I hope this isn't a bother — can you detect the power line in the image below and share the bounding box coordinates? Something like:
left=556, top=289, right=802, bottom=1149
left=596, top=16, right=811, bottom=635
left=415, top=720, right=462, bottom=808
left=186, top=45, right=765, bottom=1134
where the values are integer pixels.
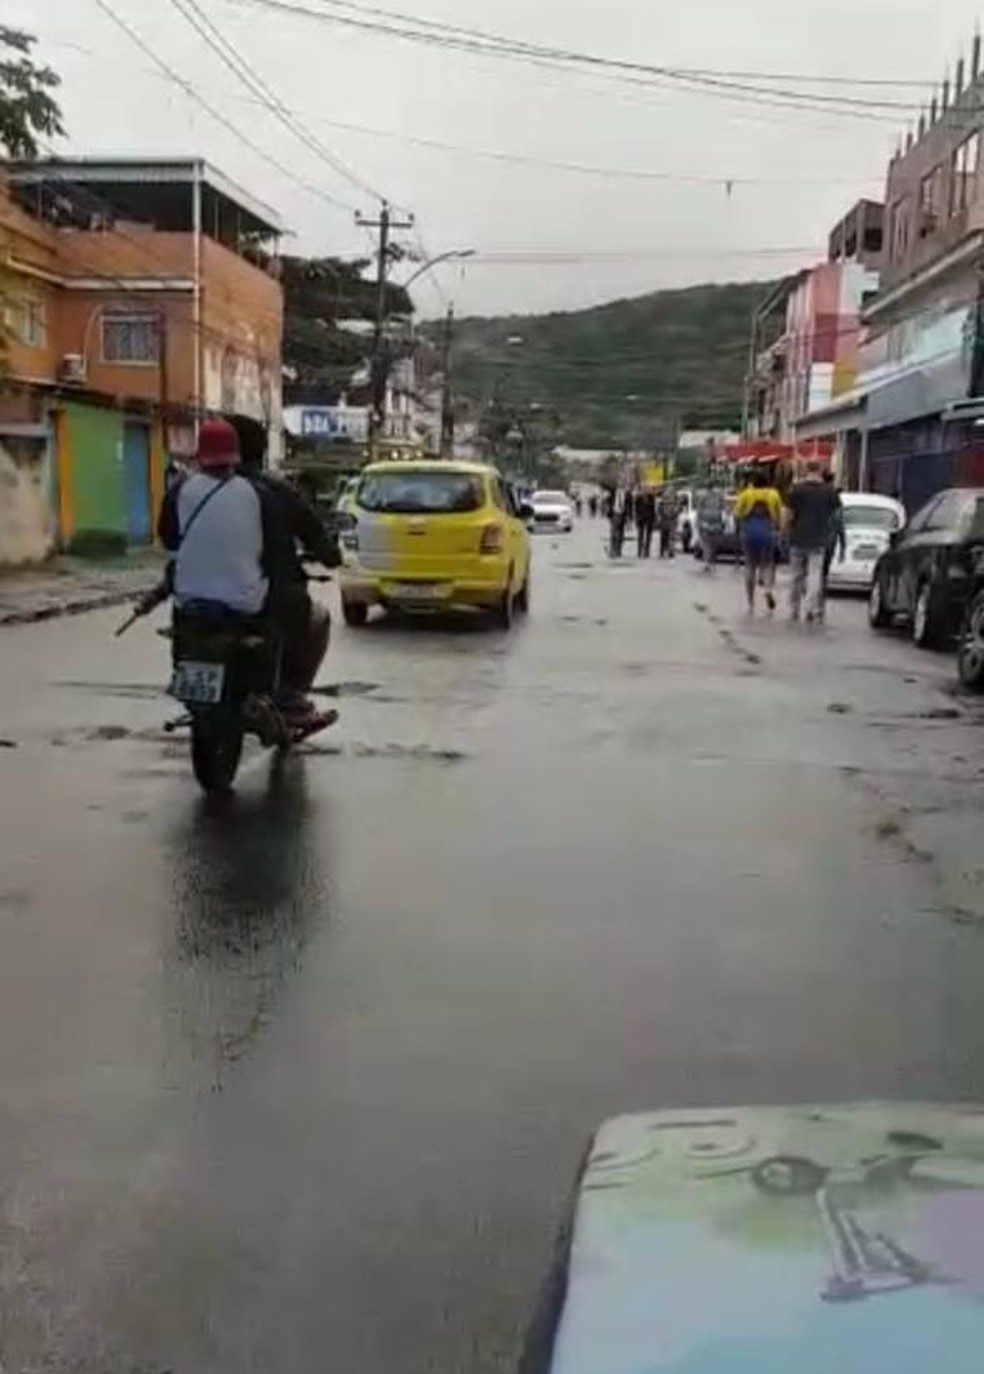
left=30, top=35, right=889, bottom=188
left=164, top=0, right=387, bottom=206
left=453, top=246, right=826, bottom=263
left=218, top=0, right=912, bottom=124
left=90, top=0, right=360, bottom=214
left=313, top=0, right=938, bottom=93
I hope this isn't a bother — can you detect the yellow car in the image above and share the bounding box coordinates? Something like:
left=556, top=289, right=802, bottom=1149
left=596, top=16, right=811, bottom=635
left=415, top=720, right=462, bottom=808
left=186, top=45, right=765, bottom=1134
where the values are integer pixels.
left=339, top=461, right=532, bottom=627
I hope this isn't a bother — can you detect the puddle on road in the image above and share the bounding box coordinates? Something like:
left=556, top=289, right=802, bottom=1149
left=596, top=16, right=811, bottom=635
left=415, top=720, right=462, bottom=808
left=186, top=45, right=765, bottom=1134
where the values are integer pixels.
left=299, top=741, right=469, bottom=764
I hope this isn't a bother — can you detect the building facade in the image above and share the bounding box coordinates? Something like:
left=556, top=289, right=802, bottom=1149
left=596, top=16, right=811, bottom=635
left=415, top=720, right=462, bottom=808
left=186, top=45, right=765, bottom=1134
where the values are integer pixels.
left=746, top=218, right=881, bottom=453
left=0, top=158, right=283, bottom=563
left=798, top=39, right=984, bottom=509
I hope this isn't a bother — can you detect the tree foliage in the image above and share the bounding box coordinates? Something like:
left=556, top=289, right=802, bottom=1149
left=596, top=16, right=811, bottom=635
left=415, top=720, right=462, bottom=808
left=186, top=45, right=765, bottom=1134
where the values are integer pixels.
left=0, top=27, right=64, bottom=159
left=281, top=254, right=413, bottom=403
left=437, top=279, right=777, bottom=450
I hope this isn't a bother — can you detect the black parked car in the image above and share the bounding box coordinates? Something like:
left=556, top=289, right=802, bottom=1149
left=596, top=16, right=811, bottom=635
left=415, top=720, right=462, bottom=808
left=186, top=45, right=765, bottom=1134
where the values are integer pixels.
left=957, top=561, right=984, bottom=689
left=868, top=487, right=984, bottom=648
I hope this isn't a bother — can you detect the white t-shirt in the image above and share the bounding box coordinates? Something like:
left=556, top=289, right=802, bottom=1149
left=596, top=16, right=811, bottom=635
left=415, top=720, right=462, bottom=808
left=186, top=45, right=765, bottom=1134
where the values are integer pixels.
left=173, top=473, right=268, bottom=614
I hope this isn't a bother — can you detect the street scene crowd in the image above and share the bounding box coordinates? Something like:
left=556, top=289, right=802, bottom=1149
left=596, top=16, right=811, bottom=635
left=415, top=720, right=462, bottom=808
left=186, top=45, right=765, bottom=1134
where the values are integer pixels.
left=600, top=463, right=846, bottom=622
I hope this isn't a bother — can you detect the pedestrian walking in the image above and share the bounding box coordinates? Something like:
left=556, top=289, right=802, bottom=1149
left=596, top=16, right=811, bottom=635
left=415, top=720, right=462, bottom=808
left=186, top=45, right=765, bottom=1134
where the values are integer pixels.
left=588, top=493, right=599, bottom=518
left=821, top=471, right=847, bottom=589
left=657, top=490, right=678, bottom=558
left=635, top=487, right=656, bottom=558
left=696, top=485, right=728, bottom=571
left=733, top=470, right=783, bottom=613
left=608, top=485, right=630, bottom=558
left=787, top=460, right=841, bottom=623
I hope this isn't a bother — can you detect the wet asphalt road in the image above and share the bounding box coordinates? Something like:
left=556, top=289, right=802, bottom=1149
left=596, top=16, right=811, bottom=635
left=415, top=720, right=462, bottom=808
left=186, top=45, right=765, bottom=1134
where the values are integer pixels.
left=2, top=524, right=984, bottom=1373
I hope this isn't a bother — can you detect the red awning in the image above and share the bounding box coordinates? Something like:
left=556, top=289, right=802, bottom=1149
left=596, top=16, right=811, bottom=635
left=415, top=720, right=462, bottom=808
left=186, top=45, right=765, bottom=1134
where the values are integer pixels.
left=719, top=439, right=833, bottom=465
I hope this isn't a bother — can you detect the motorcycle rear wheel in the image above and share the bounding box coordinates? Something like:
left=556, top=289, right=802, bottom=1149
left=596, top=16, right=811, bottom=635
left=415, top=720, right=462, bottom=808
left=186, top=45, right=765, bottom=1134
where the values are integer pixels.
left=190, top=711, right=244, bottom=793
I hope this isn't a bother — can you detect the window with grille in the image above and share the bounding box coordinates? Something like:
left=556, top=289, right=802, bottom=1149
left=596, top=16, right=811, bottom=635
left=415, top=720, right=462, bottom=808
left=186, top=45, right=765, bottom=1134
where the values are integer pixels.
left=4, top=296, right=46, bottom=348
left=101, top=312, right=160, bottom=364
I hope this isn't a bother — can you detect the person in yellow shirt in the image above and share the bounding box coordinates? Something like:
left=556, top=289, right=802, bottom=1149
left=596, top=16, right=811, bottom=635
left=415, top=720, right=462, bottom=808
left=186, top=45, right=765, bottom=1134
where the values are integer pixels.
left=733, top=470, right=784, bottom=613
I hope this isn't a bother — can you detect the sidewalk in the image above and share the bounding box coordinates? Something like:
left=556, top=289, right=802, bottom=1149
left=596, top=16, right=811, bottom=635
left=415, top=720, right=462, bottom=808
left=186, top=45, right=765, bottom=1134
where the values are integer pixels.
left=0, top=554, right=163, bottom=627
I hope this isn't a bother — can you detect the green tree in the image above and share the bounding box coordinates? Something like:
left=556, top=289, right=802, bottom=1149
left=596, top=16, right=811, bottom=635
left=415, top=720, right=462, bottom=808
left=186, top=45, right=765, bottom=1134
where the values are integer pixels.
left=281, top=255, right=413, bottom=400
left=1, top=29, right=64, bottom=372
left=0, top=27, right=64, bottom=159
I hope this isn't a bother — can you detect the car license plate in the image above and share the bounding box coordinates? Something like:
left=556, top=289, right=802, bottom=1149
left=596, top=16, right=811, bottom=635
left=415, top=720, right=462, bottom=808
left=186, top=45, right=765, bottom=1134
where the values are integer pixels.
left=391, top=582, right=449, bottom=601
left=171, top=660, right=225, bottom=703
left=853, top=543, right=879, bottom=559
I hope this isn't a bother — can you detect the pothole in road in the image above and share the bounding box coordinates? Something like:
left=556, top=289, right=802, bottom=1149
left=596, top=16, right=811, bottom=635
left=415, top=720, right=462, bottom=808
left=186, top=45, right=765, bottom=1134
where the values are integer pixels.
left=312, top=680, right=380, bottom=698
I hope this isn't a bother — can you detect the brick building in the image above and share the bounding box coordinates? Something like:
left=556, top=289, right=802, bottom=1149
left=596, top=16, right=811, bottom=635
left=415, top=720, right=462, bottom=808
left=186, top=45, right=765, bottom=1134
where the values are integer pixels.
left=0, top=158, right=283, bottom=562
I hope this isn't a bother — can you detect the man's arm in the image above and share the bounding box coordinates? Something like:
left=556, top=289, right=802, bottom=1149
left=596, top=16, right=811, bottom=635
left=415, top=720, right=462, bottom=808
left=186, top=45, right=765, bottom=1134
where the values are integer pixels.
left=271, top=474, right=342, bottom=569
left=157, top=483, right=181, bottom=552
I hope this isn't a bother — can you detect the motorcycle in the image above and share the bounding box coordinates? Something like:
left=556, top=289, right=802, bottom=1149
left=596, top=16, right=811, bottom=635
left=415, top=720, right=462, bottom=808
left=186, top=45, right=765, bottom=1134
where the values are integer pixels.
left=117, top=576, right=337, bottom=793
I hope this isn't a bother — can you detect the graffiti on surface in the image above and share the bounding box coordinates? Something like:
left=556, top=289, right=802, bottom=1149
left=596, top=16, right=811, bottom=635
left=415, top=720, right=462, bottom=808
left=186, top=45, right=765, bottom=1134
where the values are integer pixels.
left=203, top=339, right=280, bottom=427
left=0, top=439, right=52, bottom=565
left=550, top=1104, right=984, bottom=1374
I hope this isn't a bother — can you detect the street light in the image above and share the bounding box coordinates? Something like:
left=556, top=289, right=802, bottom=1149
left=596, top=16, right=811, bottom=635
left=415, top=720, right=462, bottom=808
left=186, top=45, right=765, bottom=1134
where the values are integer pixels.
left=402, top=248, right=475, bottom=291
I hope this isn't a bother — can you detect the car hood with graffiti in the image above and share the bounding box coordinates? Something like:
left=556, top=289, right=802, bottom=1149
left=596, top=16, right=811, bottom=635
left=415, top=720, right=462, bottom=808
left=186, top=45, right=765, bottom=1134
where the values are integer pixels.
left=543, top=1103, right=984, bottom=1374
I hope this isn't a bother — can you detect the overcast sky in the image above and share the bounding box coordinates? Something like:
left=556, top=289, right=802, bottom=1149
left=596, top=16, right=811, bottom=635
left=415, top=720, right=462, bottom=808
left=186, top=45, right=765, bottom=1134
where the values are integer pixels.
left=18, top=0, right=984, bottom=317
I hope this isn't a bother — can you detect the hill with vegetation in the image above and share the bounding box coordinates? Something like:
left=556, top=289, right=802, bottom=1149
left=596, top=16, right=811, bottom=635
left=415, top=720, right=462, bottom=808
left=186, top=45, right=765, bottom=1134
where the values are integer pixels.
left=441, top=279, right=777, bottom=452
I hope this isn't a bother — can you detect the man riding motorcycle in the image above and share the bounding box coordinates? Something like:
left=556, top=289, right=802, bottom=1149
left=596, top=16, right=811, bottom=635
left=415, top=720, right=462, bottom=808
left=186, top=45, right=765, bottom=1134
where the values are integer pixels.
left=157, top=417, right=340, bottom=717
left=236, top=426, right=342, bottom=715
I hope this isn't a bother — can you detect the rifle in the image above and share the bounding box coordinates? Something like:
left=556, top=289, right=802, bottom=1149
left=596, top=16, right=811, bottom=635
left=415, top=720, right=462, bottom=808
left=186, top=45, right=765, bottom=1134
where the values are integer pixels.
left=114, top=576, right=171, bottom=637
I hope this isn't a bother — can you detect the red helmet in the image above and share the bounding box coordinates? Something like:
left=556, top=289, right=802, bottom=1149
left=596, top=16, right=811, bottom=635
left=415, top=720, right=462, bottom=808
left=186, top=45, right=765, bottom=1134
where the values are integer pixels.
left=196, top=417, right=240, bottom=469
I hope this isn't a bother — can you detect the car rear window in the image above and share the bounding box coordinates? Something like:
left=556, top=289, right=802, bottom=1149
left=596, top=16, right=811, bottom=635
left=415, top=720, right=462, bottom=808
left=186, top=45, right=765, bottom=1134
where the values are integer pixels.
left=358, top=470, right=485, bottom=514
left=843, top=505, right=900, bottom=531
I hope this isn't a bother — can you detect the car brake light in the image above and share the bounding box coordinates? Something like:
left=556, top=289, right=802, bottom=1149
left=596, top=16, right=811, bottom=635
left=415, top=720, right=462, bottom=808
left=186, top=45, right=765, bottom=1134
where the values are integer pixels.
left=480, top=523, right=504, bottom=554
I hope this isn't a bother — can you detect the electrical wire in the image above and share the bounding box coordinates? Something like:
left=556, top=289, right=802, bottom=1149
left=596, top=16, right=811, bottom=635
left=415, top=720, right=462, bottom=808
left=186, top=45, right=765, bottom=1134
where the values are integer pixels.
left=36, top=21, right=939, bottom=90
left=39, top=28, right=915, bottom=144
left=218, top=0, right=914, bottom=124
left=90, top=0, right=361, bottom=214
left=164, top=0, right=386, bottom=208
left=29, top=34, right=889, bottom=188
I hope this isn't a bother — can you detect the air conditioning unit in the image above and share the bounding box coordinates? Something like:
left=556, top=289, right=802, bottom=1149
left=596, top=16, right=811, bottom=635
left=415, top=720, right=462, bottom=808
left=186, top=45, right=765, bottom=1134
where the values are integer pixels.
left=58, top=353, right=87, bottom=384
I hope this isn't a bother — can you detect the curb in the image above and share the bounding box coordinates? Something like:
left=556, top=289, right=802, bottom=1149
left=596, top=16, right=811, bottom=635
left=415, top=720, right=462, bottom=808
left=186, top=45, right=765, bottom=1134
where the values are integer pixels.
left=0, top=589, right=138, bottom=628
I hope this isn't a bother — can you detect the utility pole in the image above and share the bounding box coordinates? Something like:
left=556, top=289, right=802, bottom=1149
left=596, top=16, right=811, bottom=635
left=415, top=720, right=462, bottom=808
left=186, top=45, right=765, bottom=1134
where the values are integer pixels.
left=356, top=201, right=414, bottom=461
left=439, top=303, right=455, bottom=457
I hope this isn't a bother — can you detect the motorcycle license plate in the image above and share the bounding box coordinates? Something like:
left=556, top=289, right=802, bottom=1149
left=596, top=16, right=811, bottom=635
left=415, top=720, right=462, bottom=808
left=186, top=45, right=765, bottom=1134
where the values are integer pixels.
left=171, top=660, right=225, bottom=704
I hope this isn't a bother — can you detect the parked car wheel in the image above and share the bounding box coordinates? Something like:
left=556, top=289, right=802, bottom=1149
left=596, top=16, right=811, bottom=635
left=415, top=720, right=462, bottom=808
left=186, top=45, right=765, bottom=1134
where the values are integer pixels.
left=958, top=590, right=984, bottom=691
left=342, top=598, right=369, bottom=628
left=868, top=574, right=891, bottom=629
left=912, top=579, right=945, bottom=649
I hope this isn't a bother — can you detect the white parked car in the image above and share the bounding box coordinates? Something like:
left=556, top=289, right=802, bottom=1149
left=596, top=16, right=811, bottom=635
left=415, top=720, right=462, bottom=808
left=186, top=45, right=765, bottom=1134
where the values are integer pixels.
left=530, top=489, right=574, bottom=533
left=827, top=492, right=906, bottom=591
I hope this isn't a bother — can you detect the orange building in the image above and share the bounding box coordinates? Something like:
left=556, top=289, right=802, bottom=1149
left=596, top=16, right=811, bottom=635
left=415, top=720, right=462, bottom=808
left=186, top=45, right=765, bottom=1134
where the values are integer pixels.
left=0, top=158, right=283, bottom=561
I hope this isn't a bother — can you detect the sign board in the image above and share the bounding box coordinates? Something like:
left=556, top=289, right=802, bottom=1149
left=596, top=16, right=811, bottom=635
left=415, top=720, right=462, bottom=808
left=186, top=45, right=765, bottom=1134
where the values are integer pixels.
left=289, top=406, right=369, bottom=443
